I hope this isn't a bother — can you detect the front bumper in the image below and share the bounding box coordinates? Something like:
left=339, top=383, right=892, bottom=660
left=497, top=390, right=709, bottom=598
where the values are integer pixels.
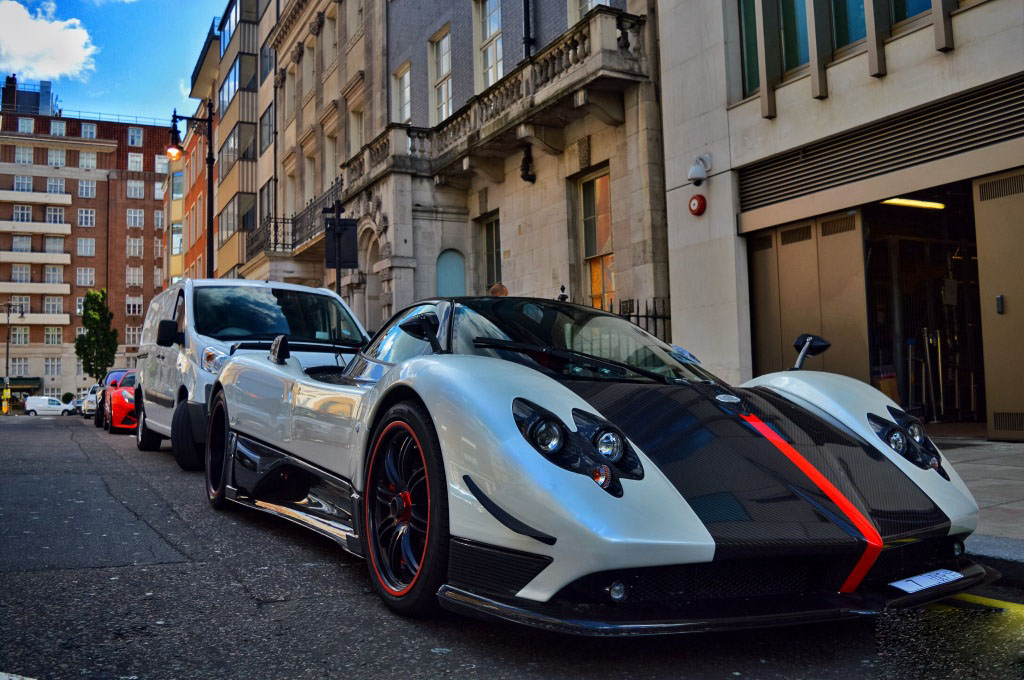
left=436, top=560, right=999, bottom=637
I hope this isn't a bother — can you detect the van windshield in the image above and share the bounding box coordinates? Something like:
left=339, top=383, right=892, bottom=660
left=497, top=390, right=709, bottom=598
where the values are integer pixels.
left=193, top=286, right=363, bottom=344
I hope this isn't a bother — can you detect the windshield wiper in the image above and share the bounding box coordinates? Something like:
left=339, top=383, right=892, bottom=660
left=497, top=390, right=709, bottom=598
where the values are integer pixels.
left=472, top=337, right=671, bottom=384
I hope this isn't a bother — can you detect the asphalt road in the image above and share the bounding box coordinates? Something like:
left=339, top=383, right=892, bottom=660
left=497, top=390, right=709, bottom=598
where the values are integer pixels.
left=2, top=416, right=1023, bottom=680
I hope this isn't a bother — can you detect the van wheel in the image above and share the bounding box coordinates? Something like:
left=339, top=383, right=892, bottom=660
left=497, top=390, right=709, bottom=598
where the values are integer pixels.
left=171, top=400, right=204, bottom=471
left=136, top=404, right=162, bottom=451
left=93, top=405, right=103, bottom=428
left=205, top=391, right=233, bottom=510
left=26, top=410, right=36, bottom=416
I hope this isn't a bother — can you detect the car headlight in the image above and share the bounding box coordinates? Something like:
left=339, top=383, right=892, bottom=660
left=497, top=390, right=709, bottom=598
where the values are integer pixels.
left=201, top=346, right=229, bottom=374
left=867, top=410, right=946, bottom=478
left=512, top=398, right=643, bottom=497
left=120, top=389, right=134, bottom=403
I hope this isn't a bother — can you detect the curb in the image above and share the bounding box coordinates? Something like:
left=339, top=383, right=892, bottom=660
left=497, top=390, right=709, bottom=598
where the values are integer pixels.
left=966, top=534, right=1024, bottom=588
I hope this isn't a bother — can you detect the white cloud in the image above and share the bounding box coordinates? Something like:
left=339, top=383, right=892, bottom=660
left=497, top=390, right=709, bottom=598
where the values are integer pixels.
left=0, top=1, right=98, bottom=81
left=177, top=78, right=190, bottom=103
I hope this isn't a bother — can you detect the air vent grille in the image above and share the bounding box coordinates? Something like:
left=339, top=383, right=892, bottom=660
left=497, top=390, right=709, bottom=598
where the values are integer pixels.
left=750, top=234, right=774, bottom=251
left=993, top=412, right=1024, bottom=432
left=821, top=215, right=855, bottom=236
left=738, top=74, right=1024, bottom=211
left=979, top=174, right=1024, bottom=201
left=780, top=225, right=812, bottom=245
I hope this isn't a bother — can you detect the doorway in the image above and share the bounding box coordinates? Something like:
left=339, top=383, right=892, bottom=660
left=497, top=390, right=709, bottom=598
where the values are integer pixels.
left=863, top=180, right=985, bottom=424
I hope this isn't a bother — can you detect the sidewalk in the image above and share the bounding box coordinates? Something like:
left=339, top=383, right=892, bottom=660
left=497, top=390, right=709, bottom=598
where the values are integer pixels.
left=935, top=436, right=1024, bottom=581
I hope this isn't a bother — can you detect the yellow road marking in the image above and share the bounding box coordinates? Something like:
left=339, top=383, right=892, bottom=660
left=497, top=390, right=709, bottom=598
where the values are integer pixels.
left=949, top=593, right=1024, bottom=613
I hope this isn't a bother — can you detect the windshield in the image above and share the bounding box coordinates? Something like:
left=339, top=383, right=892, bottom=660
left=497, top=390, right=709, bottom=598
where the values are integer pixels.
left=453, top=299, right=718, bottom=383
left=193, top=286, right=362, bottom=343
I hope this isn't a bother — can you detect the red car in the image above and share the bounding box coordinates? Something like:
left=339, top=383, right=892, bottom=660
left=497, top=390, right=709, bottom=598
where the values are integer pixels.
left=103, top=370, right=137, bottom=433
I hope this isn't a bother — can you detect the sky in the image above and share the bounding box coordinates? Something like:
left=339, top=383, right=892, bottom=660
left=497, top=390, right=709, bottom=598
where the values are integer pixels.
left=0, top=0, right=220, bottom=124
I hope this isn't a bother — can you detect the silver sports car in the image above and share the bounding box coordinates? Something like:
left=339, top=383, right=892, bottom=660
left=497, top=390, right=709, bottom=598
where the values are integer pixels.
left=205, top=296, right=996, bottom=635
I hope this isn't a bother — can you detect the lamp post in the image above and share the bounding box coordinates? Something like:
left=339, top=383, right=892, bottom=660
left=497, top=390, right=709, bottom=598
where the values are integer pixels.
left=167, top=100, right=215, bottom=279
left=3, top=301, right=26, bottom=396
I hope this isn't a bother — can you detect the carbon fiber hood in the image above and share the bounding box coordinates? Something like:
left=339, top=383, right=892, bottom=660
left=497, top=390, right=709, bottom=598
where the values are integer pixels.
left=562, top=379, right=951, bottom=560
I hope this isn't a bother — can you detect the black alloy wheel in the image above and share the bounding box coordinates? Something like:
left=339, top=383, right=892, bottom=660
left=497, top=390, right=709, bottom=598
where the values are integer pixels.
left=364, top=402, right=449, bottom=616
left=205, top=391, right=232, bottom=510
left=93, top=401, right=103, bottom=427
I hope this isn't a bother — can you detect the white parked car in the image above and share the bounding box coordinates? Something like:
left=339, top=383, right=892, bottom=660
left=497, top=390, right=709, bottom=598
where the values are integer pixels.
left=135, top=279, right=367, bottom=470
left=82, top=384, right=100, bottom=418
left=24, top=396, right=72, bottom=416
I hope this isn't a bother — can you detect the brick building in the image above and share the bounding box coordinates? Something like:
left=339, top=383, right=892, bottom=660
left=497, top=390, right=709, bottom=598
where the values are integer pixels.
left=1, top=76, right=167, bottom=399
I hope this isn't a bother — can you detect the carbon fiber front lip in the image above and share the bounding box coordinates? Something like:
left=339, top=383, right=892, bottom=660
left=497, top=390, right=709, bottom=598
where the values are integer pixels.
left=435, top=562, right=999, bottom=637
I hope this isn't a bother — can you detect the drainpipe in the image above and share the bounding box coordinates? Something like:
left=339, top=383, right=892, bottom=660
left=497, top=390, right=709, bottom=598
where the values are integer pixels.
left=523, top=0, right=534, bottom=58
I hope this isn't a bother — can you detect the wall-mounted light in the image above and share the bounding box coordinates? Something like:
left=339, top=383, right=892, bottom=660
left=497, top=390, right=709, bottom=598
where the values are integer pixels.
left=881, top=197, right=945, bottom=210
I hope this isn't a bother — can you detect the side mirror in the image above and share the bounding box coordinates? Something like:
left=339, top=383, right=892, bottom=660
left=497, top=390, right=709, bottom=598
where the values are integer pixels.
left=270, top=334, right=290, bottom=365
left=156, top=319, right=183, bottom=347
left=399, top=313, right=443, bottom=353
left=791, top=333, right=831, bottom=370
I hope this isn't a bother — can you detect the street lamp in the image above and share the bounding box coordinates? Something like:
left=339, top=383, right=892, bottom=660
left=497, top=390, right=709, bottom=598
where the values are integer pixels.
left=167, top=100, right=215, bottom=278
left=3, top=301, right=26, bottom=394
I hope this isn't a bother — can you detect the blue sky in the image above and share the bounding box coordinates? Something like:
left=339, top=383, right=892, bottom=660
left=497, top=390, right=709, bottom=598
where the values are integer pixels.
left=0, top=0, right=218, bottom=124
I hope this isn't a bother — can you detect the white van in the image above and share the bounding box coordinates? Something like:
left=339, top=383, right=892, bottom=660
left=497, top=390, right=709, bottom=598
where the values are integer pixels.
left=25, top=396, right=72, bottom=416
left=135, top=279, right=367, bottom=470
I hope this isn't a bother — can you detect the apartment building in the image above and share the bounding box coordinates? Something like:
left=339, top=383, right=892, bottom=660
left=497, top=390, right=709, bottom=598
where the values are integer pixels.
left=252, top=0, right=667, bottom=335
left=161, top=156, right=184, bottom=288
left=659, top=0, right=1023, bottom=439
left=1, top=76, right=167, bottom=398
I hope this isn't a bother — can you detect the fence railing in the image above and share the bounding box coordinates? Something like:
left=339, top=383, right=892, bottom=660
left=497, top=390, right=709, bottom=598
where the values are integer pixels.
left=571, top=296, right=672, bottom=344
left=291, top=177, right=345, bottom=249
left=246, top=217, right=293, bottom=259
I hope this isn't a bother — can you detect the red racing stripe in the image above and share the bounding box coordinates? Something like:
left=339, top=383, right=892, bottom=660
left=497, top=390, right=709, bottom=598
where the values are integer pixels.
left=741, top=413, right=883, bottom=593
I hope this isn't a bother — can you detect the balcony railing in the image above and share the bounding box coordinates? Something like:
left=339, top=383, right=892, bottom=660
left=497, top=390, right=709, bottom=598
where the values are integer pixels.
left=246, top=217, right=293, bottom=260
left=192, top=17, right=221, bottom=90
left=291, top=177, right=344, bottom=250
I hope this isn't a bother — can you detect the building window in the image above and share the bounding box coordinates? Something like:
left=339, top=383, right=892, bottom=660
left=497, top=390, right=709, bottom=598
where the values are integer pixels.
left=154, top=238, right=164, bottom=259
left=76, top=297, right=84, bottom=315
left=79, top=151, right=97, bottom=170
left=43, top=388, right=61, bottom=399
left=483, top=217, right=501, bottom=288
left=76, top=267, right=95, bottom=286
left=218, top=123, right=257, bottom=182
left=78, top=209, right=96, bottom=227
left=171, top=171, right=183, bottom=199
left=155, top=155, right=169, bottom=174
left=44, top=358, right=62, bottom=376
left=221, top=0, right=239, bottom=56
left=126, top=267, right=143, bottom=287
left=127, top=209, right=145, bottom=228
left=13, top=205, right=32, bottom=222
left=77, top=238, right=95, bottom=256
left=154, top=210, right=164, bottom=230
left=779, top=0, right=810, bottom=72
left=47, top=148, right=65, bottom=168
left=260, top=35, right=276, bottom=83
left=18, top=117, right=34, bottom=133
left=259, top=103, right=274, bottom=154
left=151, top=180, right=163, bottom=201
left=830, top=0, right=866, bottom=49
left=46, top=177, right=64, bottom=194
left=154, top=268, right=163, bottom=288
left=127, top=153, right=143, bottom=172
left=395, top=65, right=412, bottom=124
left=218, top=54, right=256, bottom=113
left=580, top=172, right=614, bottom=310
left=11, top=235, right=31, bottom=252
left=302, top=41, right=315, bottom=96
left=45, top=207, right=64, bottom=224
left=125, top=325, right=142, bottom=346
left=76, top=326, right=86, bottom=338
left=171, top=223, right=182, bottom=255
left=45, top=236, right=63, bottom=254
left=126, top=237, right=144, bottom=258
left=324, top=13, right=338, bottom=67
left=126, top=296, right=143, bottom=316
left=50, top=120, right=66, bottom=136
left=432, top=31, right=453, bottom=123
left=10, top=327, right=30, bottom=346
left=739, top=0, right=759, bottom=94
left=44, top=327, right=62, bottom=345
left=258, top=179, right=274, bottom=225
left=13, top=175, right=32, bottom=192
left=15, top=146, right=33, bottom=164
left=81, top=123, right=97, bottom=139
left=78, top=179, right=96, bottom=198
left=126, top=180, right=145, bottom=199
left=128, top=127, right=143, bottom=146
left=44, top=265, right=63, bottom=283
left=347, top=109, right=363, bottom=157
left=346, top=0, right=363, bottom=37
left=10, top=357, right=29, bottom=375
left=44, top=296, right=63, bottom=314
left=479, top=0, right=503, bottom=89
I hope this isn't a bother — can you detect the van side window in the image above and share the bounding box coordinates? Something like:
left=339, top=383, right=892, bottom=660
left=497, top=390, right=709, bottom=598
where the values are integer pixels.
left=174, top=294, right=186, bottom=333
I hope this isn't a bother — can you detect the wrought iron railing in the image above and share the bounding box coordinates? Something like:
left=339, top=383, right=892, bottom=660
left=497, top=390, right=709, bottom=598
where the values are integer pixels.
left=570, top=294, right=672, bottom=344
left=245, top=217, right=292, bottom=260
left=291, top=177, right=344, bottom=249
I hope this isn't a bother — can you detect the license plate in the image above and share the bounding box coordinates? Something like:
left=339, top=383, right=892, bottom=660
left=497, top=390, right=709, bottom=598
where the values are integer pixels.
left=888, top=569, right=964, bottom=594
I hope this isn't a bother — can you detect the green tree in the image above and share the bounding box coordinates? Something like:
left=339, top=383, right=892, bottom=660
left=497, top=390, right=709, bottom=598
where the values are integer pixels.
left=75, top=289, right=119, bottom=383
left=61, top=392, right=75, bottom=404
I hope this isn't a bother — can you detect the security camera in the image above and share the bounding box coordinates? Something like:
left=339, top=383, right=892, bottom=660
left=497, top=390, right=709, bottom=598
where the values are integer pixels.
left=688, top=154, right=712, bottom=187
